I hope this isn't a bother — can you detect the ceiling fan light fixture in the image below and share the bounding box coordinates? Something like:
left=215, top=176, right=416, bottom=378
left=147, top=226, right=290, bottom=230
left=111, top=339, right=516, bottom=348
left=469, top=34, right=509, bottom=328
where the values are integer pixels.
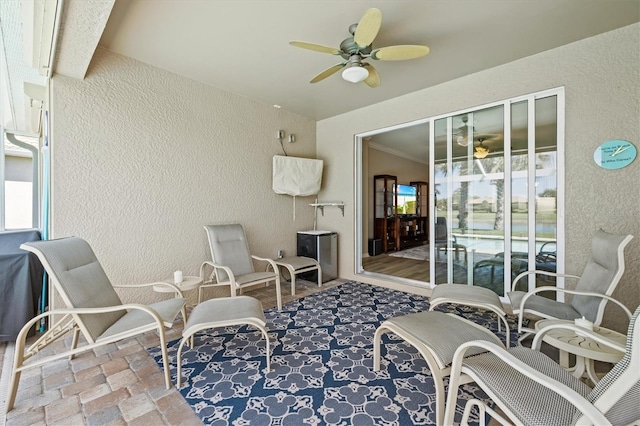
left=342, top=64, right=369, bottom=83
left=474, top=139, right=489, bottom=159
left=474, top=146, right=489, bottom=159
left=457, top=135, right=470, bottom=147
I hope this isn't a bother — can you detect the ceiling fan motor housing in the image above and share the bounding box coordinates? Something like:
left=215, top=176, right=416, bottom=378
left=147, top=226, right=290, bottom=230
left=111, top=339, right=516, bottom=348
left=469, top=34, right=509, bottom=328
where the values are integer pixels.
left=340, top=37, right=372, bottom=60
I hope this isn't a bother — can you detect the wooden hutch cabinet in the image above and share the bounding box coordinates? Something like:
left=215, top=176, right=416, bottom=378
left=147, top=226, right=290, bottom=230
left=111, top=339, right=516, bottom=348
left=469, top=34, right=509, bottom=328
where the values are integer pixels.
left=403, top=181, right=428, bottom=248
left=411, top=181, right=428, bottom=217
left=373, top=175, right=398, bottom=253
left=374, top=176, right=429, bottom=253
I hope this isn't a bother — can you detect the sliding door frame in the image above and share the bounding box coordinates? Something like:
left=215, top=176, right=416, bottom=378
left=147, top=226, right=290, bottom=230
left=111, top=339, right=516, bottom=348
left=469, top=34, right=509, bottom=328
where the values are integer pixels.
left=355, top=87, right=565, bottom=301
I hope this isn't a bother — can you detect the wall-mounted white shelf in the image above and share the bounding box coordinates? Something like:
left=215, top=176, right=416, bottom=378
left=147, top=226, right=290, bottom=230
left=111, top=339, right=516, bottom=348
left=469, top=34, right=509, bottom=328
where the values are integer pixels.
left=309, top=201, right=345, bottom=216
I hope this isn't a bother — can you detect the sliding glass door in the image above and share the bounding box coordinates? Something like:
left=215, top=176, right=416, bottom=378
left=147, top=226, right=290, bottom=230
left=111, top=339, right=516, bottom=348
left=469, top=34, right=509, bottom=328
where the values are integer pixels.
left=429, top=88, right=564, bottom=299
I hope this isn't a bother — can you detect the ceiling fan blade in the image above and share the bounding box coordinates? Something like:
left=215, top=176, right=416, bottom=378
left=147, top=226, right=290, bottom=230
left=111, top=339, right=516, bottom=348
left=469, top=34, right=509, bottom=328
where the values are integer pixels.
left=371, top=45, right=430, bottom=61
left=363, top=63, right=380, bottom=88
left=310, top=63, right=345, bottom=83
left=290, top=41, right=341, bottom=55
left=354, top=8, right=382, bottom=48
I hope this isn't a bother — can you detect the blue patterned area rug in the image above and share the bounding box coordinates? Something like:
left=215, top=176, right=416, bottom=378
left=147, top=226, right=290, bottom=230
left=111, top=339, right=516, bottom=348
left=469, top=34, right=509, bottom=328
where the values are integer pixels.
left=149, top=282, right=520, bottom=425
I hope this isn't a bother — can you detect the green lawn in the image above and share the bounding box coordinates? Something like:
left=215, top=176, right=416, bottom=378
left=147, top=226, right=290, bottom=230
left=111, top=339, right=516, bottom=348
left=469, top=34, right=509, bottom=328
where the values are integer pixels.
left=451, top=211, right=557, bottom=239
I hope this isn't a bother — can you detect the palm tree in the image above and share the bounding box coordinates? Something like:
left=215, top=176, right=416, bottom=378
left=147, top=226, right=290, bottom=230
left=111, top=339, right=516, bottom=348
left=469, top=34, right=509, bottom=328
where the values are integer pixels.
left=483, top=151, right=554, bottom=231
left=491, top=178, right=505, bottom=231
left=458, top=180, right=469, bottom=233
left=436, top=161, right=469, bottom=232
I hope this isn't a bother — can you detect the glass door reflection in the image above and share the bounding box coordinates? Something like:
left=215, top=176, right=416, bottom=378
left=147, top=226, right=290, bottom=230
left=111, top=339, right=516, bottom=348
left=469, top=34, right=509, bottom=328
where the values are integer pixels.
left=356, top=88, right=563, bottom=298
left=430, top=94, right=560, bottom=297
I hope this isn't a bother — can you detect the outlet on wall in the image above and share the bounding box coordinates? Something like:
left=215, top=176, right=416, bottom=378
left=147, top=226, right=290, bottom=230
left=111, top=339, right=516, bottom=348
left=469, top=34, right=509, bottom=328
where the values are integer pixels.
left=277, top=250, right=284, bottom=259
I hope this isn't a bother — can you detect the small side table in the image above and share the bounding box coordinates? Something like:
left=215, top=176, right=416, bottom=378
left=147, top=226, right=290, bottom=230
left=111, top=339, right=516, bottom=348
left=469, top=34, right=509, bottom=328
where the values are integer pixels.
left=153, top=275, right=203, bottom=303
left=271, top=256, right=321, bottom=296
left=535, top=319, right=625, bottom=384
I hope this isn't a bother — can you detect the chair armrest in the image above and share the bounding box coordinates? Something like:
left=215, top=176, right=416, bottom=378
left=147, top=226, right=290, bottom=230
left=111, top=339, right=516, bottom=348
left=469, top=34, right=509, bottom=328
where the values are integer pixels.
left=510, top=269, right=581, bottom=292
left=200, top=260, right=235, bottom=284
left=532, top=322, right=626, bottom=354
left=518, top=288, right=633, bottom=325
left=88, top=303, right=182, bottom=329
left=14, top=304, right=176, bottom=371
left=114, top=282, right=184, bottom=298
left=446, top=340, right=610, bottom=426
left=56, top=303, right=168, bottom=320
left=16, top=304, right=167, bottom=345
left=251, top=255, right=279, bottom=272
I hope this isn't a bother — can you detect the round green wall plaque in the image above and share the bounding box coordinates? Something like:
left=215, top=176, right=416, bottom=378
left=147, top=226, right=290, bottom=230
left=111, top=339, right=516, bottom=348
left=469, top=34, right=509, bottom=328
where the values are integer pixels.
left=593, top=140, right=637, bottom=170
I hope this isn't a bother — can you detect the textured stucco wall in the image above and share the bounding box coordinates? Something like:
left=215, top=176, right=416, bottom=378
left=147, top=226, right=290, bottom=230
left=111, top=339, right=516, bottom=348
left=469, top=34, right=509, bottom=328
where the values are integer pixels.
left=368, top=147, right=429, bottom=190
left=317, top=24, right=640, bottom=331
left=50, top=47, right=317, bottom=305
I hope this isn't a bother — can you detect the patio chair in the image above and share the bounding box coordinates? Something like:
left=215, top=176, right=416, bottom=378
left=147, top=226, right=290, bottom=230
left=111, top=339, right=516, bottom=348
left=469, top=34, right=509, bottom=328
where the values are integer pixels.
left=472, top=253, right=529, bottom=295
left=443, top=305, right=640, bottom=425
left=199, top=224, right=283, bottom=310
left=535, top=241, right=557, bottom=273
left=434, top=216, right=467, bottom=262
left=508, top=229, right=633, bottom=335
left=7, top=237, right=187, bottom=412
left=473, top=243, right=557, bottom=292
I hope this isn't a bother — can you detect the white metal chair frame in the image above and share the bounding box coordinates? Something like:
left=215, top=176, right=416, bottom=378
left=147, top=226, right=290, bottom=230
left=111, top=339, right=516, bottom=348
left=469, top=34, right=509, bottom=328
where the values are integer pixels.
left=373, top=311, right=504, bottom=425
left=444, top=308, right=638, bottom=426
left=198, top=224, right=283, bottom=310
left=7, top=238, right=187, bottom=412
left=513, top=274, right=633, bottom=334
left=509, top=231, right=633, bottom=335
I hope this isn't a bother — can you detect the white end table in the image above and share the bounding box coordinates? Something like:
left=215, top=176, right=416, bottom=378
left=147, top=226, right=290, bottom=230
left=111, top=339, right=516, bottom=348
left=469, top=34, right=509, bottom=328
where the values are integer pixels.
left=153, top=275, right=203, bottom=302
left=535, top=319, right=625, bottom=384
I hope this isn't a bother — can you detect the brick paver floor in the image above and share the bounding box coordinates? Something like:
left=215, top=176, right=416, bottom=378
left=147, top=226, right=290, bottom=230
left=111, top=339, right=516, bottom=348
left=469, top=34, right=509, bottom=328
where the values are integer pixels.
left=1, top=278, right=344, bottom=425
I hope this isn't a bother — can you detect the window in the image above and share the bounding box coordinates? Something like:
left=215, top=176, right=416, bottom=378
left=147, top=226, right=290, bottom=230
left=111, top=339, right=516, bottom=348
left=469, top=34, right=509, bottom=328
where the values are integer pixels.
left=2, top=132, right=39, bottom=230
left=430, top=88, right=564, bottom=298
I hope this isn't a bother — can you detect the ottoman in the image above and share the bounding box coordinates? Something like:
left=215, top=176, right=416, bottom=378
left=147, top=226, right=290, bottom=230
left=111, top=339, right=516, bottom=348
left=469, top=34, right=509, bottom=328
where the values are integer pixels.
left=430, top=283, right=510, bottom=347
left=272, top=256, right=322, bottom=295
left=175, top=296, right=271, bottom=387
left=373, top=311, right=504, bottom=425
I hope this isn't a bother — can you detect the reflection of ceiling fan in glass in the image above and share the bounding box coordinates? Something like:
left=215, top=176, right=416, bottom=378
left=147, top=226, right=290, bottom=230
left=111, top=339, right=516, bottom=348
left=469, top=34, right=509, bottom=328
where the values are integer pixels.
left=455, top=115, right=499, bottom=158
left=455, top=116, right=497, bottom=148
left=456, top=116, right=473, bottom=146
left=474, top=138, right=490, bottom=159
left=457, top=134, right=472, bottom=147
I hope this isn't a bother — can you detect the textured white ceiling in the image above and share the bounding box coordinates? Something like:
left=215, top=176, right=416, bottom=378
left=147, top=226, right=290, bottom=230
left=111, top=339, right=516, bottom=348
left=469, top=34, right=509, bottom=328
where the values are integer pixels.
left=4, top=0, right=639, bottom=135
left=94, top=0, right=640, bottom=121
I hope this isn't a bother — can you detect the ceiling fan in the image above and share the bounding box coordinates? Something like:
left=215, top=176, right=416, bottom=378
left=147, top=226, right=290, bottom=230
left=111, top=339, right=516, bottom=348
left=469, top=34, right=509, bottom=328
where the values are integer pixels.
left=455, top=116, right=474, bottom=146
left=474, top=138, right=490, bottom=159
left=454, top=115, right=500, bottom=158
left=290, top=8, right=429, bottom=87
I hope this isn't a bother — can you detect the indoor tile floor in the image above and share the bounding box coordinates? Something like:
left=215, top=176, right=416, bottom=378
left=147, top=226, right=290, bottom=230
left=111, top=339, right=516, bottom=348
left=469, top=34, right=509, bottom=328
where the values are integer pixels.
left=1, top=279, right=344, bottom=426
